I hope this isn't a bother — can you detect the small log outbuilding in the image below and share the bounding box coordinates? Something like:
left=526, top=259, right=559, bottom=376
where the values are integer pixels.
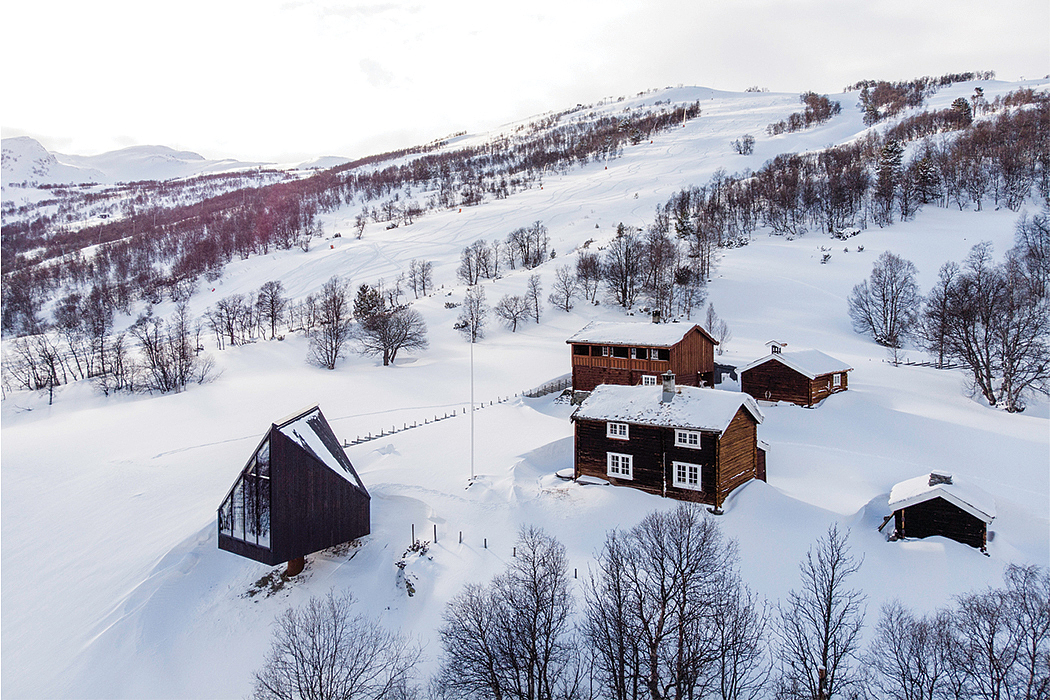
left=739, top=348, right=852, bottom=407
left=218, top=405, right=370, bottom=567
left=571, top=372, right=765, bottom=510
left=888, top=472, right=995, bottom=550
left=567, top=321, right=718, bottom=393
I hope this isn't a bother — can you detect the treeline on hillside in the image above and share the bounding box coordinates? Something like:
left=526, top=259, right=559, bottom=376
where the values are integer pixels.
left=766, top=91, right=842, bottom=136
left=1, top=101, right=702, bottom=337
left=848, top=212, right=1049, bottom=412
left=843, top=70, right=997, bottom=124
left=656, top=89, right=1047, bottom=251
left=248, top=506, right=1050, bottom=700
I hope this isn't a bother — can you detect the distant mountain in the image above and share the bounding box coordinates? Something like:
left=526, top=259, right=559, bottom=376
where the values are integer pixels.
left=1, top=137, right=275, bottom=192
left=2, top=136, right=106, bottom=187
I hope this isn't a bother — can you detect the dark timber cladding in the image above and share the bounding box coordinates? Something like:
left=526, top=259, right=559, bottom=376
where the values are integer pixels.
left=567, top=321, right=717, bottom=392
left=888, top=472, right=994, bottom=551
left=218, top=406, right=370, bottom=566
left=894, top=499, right=988, bottom=549
left=571, top=382, right=764, bottom=507
left=739, top=349, right=852, bottom=407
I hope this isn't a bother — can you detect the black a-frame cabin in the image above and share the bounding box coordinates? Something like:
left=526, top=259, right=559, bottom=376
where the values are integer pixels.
left=218, top=405, right=370, bottom=567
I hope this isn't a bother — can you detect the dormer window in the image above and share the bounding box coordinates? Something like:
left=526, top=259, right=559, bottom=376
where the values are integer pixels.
left=607, top=422, right=630, bottom=439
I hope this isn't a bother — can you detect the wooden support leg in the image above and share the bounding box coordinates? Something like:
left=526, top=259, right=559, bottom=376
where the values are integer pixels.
left=285, top=556, right=305, bottom=577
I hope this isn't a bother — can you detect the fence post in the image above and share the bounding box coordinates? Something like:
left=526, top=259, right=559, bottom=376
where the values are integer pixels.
left=411, top=523, right=415, bottom=544
left=433, top=523, right=437, bottom=543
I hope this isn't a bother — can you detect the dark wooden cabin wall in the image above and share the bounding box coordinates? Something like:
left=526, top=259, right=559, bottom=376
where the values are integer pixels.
left=716, top=408, right=759, bottom=504
left=270, top=429, right=370, bottom=563
left=894, top=497, right=986, bottom=549
left=574, top=418, right=720, bottom=505
left=742, top=362, right=812, bottom=406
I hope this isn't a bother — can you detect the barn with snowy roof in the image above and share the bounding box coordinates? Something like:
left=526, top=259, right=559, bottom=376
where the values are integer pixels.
left=888, top=471, right=995, bottom=551
left=739, top=343, right=852, bottom=407
left=217, top=405, right=370, bottom=572
left=571, top=372, right=765, bottom=510
left=567, top=320, right=718, bottom=393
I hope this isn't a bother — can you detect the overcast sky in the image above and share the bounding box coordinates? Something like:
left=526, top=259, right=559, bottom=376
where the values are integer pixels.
left=3, top=0, right=1047, bottom=164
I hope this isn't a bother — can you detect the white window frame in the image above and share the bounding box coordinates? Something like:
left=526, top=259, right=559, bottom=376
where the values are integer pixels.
left=675, top=429, right=701, bottom=449
left=673, top=460, right=702, bottom=491
left=833, top=373, right=842, bottom=388
left=641, top=375, right=658, bottom=386
left=607, top=422, right=630, bottom=440
left=607, top=452, right=633, bottom=479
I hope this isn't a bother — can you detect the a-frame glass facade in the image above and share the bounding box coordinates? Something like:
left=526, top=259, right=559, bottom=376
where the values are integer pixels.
left=218, top=438, right=271, bottom=549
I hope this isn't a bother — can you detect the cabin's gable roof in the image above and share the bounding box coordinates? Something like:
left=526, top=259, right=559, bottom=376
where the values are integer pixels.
left=739, top=349, right=853, bottom=380
left=276, top=405, right=369, bottom=495
left=572, top=384, right=763, bottom=433
left=888, top=472, right=995, bottom=523
left=566, top=321, right=717, bottom=348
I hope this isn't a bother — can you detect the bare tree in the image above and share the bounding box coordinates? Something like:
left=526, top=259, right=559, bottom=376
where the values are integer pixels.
left=848, top=251, right=921, bottom=348
left=775, top=525, right=866, bottom=700
left=585, top=504, right=765, bottom=700
left=576, top=251, right=603, bottom=303
left=308, top=276, right=354, bottom=370
left=548, top=265, right=580, bottom=312
left=408, top=259, right=434, bottom=299
left=494, top=294, right=530, bottom=332
left=437, top=527, right=579, bottom=700
left=604, top=224, right=644, bottom=309
left=1004, top=564, right=1050, bottom=700
left=704, top=304, right=732, bottom=355
left=253, top=591, right=421, bottom=700
left=357, top=304, right=429, bottom=366
left=456, top=286, right=488, bottom=342
left=866, top=601, right=954, bottom=700
left=257, top=280, right=288, bottom=340
left=526, top=274, right=543, bottom=324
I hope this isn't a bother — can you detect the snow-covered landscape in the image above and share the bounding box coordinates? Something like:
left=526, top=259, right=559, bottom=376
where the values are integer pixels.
left=2, top=78, right=1048, bottom=698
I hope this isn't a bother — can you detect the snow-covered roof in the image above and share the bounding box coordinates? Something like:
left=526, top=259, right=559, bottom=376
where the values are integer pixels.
left=739, top=349, right=853, bottom=379
left=888, top=472, right=995, bottom=523
left=572, top=384, right=763, bottom=433
left=276, top=406, right=368, bottom=494
left=566, top=321, right=716, bottom=347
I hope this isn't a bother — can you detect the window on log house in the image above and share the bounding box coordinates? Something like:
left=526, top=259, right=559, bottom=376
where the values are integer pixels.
left=675, top=429, right=701, bottom=448
left=642, top=375, right=657, bottom=386
left=673, top=461, right=702, bottom=490
left=655, top=348, right=670, bottom=361
left=607, top=452, right=633, bottom=479
left=833, top=373, right=842, bottom=387
left=573, top=345, right=588, bottom=356
left=631, top=348, right=649, bottom=360
left=607, top=422, right=629, bottom=439
left=612, top=346, right=629, bottom=359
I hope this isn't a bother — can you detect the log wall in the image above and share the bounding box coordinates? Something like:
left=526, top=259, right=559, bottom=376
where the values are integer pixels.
left=894, top=498, right=987, bottom=549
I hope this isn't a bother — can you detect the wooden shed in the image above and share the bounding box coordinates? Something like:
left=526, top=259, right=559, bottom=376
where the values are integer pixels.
left=888, top=471, right=995, bottom=550
left=217, top=405, right=370, bottom=569
left=739, top=348, right=852, bottom=407
left=567, top=321, right=717, bottom=393
left=571, top=372, right=765, bottom=510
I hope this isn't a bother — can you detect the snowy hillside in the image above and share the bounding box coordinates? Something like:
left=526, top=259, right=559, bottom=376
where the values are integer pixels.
left=2, top=79, right=1048, bottom=699
left=1, top=136, right=278, bottom=204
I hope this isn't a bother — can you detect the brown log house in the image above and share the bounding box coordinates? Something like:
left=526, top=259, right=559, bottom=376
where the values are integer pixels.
left=567, top=321, right=718, bottom=393
left=740, top=346, right=852, bottom=407
left=571, top=373, right=766, bottom=510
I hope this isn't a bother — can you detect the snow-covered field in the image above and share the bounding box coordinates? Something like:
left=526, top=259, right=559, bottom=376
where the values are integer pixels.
left=2, top=81, right=1048, bottom=699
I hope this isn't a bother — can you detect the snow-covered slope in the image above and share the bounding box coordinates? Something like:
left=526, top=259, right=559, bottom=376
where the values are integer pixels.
left=1, top=135, right=106, bottom=186
left=2, top=79, right=1047, bottom=699
left=1, top=137, right=276, bottom=200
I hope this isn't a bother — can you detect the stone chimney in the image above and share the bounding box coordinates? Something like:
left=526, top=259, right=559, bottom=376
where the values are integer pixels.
left=652, top=309, right=662, bottom=324
left=661, top=371, right=676, bottom=403
left=929, top=471, right=953, bottom=486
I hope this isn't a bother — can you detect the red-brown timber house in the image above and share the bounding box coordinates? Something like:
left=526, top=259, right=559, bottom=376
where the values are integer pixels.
left=739, top=344, right=852, bottom=407
left=887, top=471, right=995, bottom=551
left=567, top=321, right=718, bottom=393
left=571, top=373, right=766, bottom=510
